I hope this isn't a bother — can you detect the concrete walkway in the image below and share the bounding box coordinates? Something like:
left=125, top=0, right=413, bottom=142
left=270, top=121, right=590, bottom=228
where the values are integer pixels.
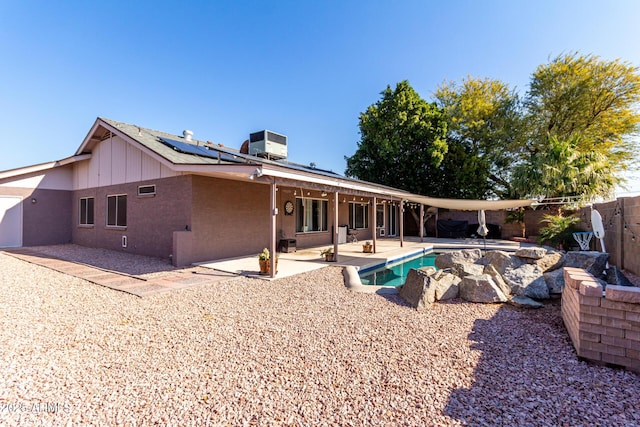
left=3, top=248, right=235, bottom=297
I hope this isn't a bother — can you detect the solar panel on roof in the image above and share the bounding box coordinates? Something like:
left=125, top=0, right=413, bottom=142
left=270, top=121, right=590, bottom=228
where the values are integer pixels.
left=158, top=137, right=219, bottom=160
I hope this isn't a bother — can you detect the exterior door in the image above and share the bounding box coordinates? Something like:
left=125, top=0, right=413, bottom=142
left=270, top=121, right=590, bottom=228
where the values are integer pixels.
left=0, top=196, right=22, bottom=247
left=388, top=204, right=397, bottom=237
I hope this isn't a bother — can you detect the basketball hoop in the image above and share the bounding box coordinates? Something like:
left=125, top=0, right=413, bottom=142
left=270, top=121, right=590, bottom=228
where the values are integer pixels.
left=572, top=232, right=593, bottom=251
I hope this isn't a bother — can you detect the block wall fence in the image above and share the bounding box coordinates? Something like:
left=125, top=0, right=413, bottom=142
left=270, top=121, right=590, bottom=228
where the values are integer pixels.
left=562, top=267, right=640, bottom=373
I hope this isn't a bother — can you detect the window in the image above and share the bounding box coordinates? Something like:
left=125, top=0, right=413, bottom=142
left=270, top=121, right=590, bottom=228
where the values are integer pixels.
left=107, top=194, right=127, bottom=227
left=137, top=184, right=156, bottom=196
left=295, top=198, right=328, bottom=233
left=349, top=202, right=369, bottom=229
left=79, top=197, right=94, bottom=225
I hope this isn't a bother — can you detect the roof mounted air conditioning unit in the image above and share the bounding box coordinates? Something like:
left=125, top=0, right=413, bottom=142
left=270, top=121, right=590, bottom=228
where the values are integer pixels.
left=248, top=130, right=287, bottom=160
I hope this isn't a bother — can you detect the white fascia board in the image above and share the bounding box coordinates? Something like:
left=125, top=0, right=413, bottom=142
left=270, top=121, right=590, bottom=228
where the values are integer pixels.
left=0, top=154, right=91, bottom=181
left=95, top=119, right=179, bottom=170
left=260, top=167, right=414, bottom=198
left=74, top=118, right=103, bottom=155
left=171, top=164, right=260, bottom=176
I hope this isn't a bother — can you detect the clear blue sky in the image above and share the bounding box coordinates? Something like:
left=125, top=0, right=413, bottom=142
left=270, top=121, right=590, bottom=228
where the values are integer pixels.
left=1, top=0, right=639, bottom=196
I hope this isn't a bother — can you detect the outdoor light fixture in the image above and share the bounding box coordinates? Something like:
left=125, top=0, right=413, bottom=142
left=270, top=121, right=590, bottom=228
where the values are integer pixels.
left=321, top=191, right=327, bottom=197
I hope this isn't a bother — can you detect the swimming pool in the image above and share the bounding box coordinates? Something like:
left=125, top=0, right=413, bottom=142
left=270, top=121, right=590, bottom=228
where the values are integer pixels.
left=359, top=252, right=438, bottom=287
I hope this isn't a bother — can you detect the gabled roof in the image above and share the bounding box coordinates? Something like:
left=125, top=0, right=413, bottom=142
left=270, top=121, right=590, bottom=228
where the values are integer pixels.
left=74, top=117, right=535, bottom=211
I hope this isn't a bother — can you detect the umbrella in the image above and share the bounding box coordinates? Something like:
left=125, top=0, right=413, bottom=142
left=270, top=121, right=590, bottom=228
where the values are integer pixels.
left=477, top=210, right=488, bottom=254
left=477, top=210, right=488, bottom=237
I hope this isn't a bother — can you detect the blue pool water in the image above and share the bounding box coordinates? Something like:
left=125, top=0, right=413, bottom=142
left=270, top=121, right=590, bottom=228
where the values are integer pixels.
left=359, top=253, right=438, bottom=287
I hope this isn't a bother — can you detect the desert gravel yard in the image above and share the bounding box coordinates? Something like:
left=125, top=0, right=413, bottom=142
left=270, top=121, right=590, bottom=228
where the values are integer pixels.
left=1, top=250, right=639, bottom=426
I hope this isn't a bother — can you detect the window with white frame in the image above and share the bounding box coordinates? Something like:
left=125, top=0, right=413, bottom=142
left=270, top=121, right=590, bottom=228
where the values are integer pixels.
left=79, top=197, right=94, bottom=225
left=349, top=202, right=369, bottom=229
left=107, top=194, right=127, bottom=227
left=295, top=198, right=328, bottom=233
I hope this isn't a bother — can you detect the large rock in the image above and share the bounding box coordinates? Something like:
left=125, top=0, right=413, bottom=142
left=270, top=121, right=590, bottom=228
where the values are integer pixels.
left=515, top=247, right=547, bottom=260
left=452, top=262, right=485, bottom=278
left=502, top=264, right=549, bottom=300
left=535, top=251, right=565, bottom=272
left=543, top=269, right=565, bottom=295
left=483, top=264, right=512, bottom=296
left=508, top=295, right=544, bottom=309
left=399, top=269, right=435, bottom=310
left=432, top=271, right=461, bottom=301
left=605, top=266, right=634, bottom=287
left=484, top=250, right=525, bottom=274
left=435, top=249, right=482, bottom=269
left=459, top=274, right=508, bottom=303
left=564, top=251, right=609, bottom=277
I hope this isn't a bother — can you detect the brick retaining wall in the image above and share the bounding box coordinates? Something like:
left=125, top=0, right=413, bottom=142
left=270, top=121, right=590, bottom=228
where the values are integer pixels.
left=562, top=267, right=640, bottom=372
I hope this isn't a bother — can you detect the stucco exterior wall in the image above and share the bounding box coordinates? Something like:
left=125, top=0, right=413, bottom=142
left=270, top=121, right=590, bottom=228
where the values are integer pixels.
left=72, top=175, right=192, bottom=259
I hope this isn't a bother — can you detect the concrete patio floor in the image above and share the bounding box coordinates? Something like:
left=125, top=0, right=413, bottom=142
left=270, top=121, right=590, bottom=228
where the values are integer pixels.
left=197, top=236, right=524, bottom=280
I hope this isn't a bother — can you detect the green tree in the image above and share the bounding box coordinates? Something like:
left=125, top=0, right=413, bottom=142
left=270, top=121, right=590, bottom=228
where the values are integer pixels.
left=525, top=53, right=640, bottom=174
left=434, top=77, right=524, bottom=198
left=512, top=135, right=616, bottom=206
left=345, top=80, right=448, bottom=195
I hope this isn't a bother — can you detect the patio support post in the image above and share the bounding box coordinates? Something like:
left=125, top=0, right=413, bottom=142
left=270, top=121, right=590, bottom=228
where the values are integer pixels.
left=400, top=200, right=404, bottom=247
left=420, top=203, right=424, bottom=242
left=372, top=196, right=377, bottom=253
left=269, top=180, right=277, bottom=278
left=333, top=191, right=339, bottom=262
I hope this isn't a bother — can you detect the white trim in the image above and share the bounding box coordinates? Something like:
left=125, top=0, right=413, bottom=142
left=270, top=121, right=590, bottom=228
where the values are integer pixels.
left=0, top=154, right=91, bottom=181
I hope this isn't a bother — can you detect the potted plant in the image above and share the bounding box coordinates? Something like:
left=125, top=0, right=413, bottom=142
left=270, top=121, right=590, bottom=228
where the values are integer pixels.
left=362, top=241, right=373, bottom=253
left=258, top=248, right=278, bottom=274
left=320, top=247, right=335, bottom=262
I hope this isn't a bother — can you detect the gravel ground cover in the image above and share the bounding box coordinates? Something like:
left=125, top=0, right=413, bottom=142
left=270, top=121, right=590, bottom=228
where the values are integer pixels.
left=1, top=250, right=639, bottom=426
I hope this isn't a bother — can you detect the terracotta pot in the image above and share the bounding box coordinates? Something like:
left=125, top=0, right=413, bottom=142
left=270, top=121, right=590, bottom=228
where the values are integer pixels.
left=259, top=259, right=278, bottom=275
left=324, top=253, right=335, bottom=262
left=363, top=244, right=373, bottom=253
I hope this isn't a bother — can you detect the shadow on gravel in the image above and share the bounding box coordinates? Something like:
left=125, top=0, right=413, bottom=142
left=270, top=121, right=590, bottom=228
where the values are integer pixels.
left=443, top=301, right=640, bottom=426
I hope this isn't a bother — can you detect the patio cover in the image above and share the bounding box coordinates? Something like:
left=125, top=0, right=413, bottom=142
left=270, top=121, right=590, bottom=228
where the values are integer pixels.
left=408, top=196, right=535, bottom=211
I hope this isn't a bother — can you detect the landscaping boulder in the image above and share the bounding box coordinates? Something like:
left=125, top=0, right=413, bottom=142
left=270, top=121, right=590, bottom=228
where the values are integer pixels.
left=484, top=250, right=524, bottom=274
left=502, top=264, right=549, bottom=300
left=452, top=262, right=484, bottom=278
left=605, top=266, right=634, bottom=287
left=534, top=251, right=565, bottom=272
left=564, top=251, right=609, bottom=277
left=432, top=271, right=461, bottom=301
left=459, top=274, right=507, bottom=303
left=399, top=269, right=437, bottom=309
left=543, top=269, right=565, bottom=295
left=508, top=295, right=544, bottom=309
left=483, top=264, right=512, bottom=297
left=435, top=249, right=482, bottom=269
left=515, top=247, right=547, bottom=260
